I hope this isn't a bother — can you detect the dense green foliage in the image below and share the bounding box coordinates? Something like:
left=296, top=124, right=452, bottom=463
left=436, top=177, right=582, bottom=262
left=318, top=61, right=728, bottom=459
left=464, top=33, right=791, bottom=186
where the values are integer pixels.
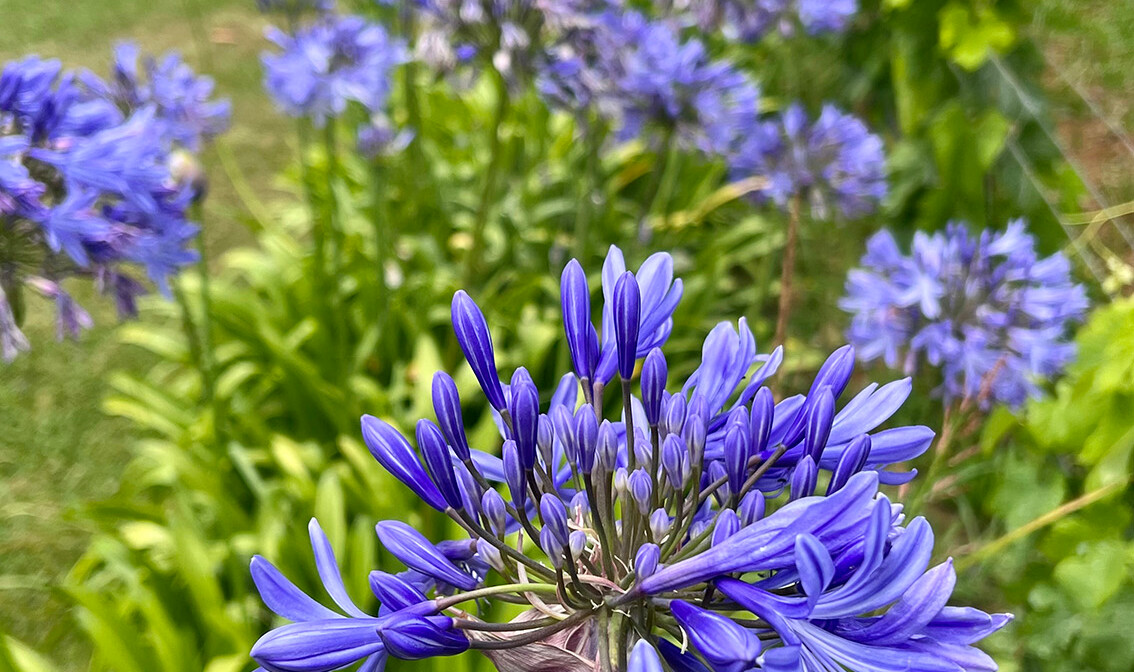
left=0, top=1, right=1130, bottom=671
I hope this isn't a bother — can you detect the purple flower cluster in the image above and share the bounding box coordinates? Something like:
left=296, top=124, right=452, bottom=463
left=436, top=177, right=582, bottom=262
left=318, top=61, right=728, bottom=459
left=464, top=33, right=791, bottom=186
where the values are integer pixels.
left=691, top=0, right=859, bottom=41
left=261, top=14, right=407, bottom=127
left=249, top=245, right=1008, bottom=672
left=841, top=221, right=1088, bottom=407
left=1, top=50, right=224, bottom=360
left=540, top=8, right=759, bottom=156
left=107, top=42, right=231, bottom=152
left=412, top=0, right=588, bottom=83
left=731, top=103, right=887, bottom=221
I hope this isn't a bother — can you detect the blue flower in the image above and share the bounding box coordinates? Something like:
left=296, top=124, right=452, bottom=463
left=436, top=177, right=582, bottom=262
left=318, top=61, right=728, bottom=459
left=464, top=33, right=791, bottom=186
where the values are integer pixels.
left=1, top=51, right=204, bottom=360
left=251, top=245, right=1007, bottom=671
left=691, top=0, right=859, bottom=41
left=731, top=103, right=887, bottom=221
left=841, top=221, right=1088, bottom=407
left=543, top=8, right=759, bottom=156
left=262, top=14, right=406, bottom=126
left=108, top=42, right=231, bottom=151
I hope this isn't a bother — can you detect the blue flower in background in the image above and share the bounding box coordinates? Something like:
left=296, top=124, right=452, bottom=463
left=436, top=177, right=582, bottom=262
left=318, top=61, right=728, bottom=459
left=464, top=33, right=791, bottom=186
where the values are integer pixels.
left=0, top=49, right=220, bottom=360
left=108, top=42, right=231, bottom=151
left=249, top=244, right=1007, bottom=671
left=732, top=103, right=887, bottom=221
left=262, top=14, right=407, bottom=126
left=842, top=221, right=1088, bottom=407
left=540, top=7, right=758, bottom=156
left=692, top=0, right=859, bottom=41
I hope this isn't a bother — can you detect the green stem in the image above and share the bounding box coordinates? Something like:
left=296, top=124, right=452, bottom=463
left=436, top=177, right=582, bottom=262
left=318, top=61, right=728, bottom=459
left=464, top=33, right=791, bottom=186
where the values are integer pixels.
left=434, top=582, right=558, bottom=611
left=191, top=203, right=224, bottom=443
left=773, top=191, right=802, bottom=346
left=637, top=126, right=675, bottom=243
left=464, top=69, right=509, bottom=287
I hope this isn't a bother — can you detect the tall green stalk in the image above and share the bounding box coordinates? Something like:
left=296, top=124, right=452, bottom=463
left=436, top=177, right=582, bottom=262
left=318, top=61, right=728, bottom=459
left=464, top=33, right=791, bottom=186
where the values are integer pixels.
left=191, top=202, right=224, bottom=443
left=637, top=125, right=676, bottom=244
left=464, top=69, right=510, bottom=288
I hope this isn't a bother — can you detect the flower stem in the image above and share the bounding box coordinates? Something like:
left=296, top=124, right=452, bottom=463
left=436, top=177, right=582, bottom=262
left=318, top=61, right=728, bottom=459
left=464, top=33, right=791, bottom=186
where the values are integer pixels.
left=464, top=68, right=509, bottom=287
left=774, top=191, right=803, bottom=346
left=191, top=201, right=224, bottom=444
left=434, top=582, right=558, bottom=611
left=637, top=125, right=675, bottom=243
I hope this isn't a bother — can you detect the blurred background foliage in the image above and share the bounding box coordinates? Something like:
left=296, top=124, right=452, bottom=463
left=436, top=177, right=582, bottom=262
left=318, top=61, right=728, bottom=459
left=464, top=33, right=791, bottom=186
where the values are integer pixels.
left=0, top=0, right=1131, bottom=671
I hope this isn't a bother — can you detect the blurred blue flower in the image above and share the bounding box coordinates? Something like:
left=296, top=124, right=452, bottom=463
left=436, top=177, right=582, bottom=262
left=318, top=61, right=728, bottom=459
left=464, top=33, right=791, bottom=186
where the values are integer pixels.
left=108, top=42, right=231, bottom=151
left=731, top=103, right=887, bottom=221
left=842, top=221, right=1088, bottom=407
left=251, top=244, right=1007, bottom=671
left=692, top=0, right=859, bottom=41
left=262, top=14, right=407, bottom=126
left=540, top=8, right=758, bottom=156
left=0, top=51, right=207, bottom=359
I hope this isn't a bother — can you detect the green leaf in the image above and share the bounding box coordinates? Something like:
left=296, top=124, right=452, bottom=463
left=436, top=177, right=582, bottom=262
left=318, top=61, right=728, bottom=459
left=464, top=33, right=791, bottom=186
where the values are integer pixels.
left=1053, top=541, right=1130, bottom=611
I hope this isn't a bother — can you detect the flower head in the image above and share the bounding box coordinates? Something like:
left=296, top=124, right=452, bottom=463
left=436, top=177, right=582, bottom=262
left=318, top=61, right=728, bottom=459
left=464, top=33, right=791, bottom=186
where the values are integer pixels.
left=691, top=0, right=859, bottom=41
left=108, top=42, right=231, bottom=151
left=0, top=51, right=206, bottom=360
left=732, top=103, right=887, bottom=221
left=539, top=8, right=758, bottom=156
left=262, top=14, right=406, bottom=126
left=251, top=244, right=1007, bottom=671
left=841, top=221, right=1088, bottom=407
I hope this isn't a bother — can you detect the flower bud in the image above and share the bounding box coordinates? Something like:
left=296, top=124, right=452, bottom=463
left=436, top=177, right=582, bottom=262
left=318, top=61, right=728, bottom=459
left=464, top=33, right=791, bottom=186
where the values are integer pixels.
left=502, top=440, right=527, bottom=508
left=628, top=468, right=652, bottom=514
left=649, top=508, right=671, bottom=540
left=481, top=488, right=507, bottom=535
left=552, top=404, right=578, bottom=464
left=804, top=387, right=835, bottom=463
left=712, top=509, right=740, bottom=547
left=828, top=434, right=871, bottom=494
left=790, top=455, right=818, bottom=501
left=641, top=348, right=667, bottom=425
left=613, top=272, right=641, bottom=380
left=539, top=527, right=564, bottom=569
left=509, top=369, right=540, bottom=470
left=724, top=424, right=749, bottom=498
left=569, top=530, right=588, bottom=560
left=634, top=543, right=660, bottom=579
left=537, top=413, right=554, bottom=468
left=664, top=393, right=687, bottom=436
left=575, top=406, right=598, bottom=473
left=738, top=490, right=765, bottom=526
left=561, top=259, right=597, bottom=381
left=596, top=419, right=618, bottom=471
left=361, top=415, right=447, bottom=512
left=432, top=371, right=471, bottom=460
left=451, top=291, right=506, bottom=410
left=749, top=386, right=774, bottom=456
left=539, top=494, right=569, bottom=546
left=661, top=434, right=687, bottom=488
left=416, top=419, right=462, bottom=511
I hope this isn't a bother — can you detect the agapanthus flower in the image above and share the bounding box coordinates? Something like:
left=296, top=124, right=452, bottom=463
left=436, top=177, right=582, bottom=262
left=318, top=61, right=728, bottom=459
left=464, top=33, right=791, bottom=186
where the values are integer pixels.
left=413, top=0, right=566, bottom=85
left=690, top=0, right=859, bottom=41
left=732, top=103, right=886, bottom=221
left=261, top=14, right=407, bottom=126
left=841, top=221, right=1088, bottom=408
left=539, top=8, right=758, bottom=156
left=106, top=42, right=231, bottom=151
left=250, top=244, right=1008, bottom=672
left=0, top=53, right=203, bottom=360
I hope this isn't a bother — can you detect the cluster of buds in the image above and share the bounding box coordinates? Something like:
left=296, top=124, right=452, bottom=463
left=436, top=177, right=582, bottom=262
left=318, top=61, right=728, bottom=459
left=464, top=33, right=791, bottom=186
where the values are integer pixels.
left=250, top=246, right=1008, bottom=672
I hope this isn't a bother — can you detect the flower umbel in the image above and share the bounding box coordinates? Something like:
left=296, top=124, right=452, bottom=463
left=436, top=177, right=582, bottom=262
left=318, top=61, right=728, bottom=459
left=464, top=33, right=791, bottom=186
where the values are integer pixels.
left=841, top=221, right=1088, bottom=407
left=250, top=244, right=1009, bottom=671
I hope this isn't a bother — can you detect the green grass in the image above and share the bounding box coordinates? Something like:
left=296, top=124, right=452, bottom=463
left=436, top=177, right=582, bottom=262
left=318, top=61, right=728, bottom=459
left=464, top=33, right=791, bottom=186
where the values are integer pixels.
left=0, top=0, right=295, bottom=663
